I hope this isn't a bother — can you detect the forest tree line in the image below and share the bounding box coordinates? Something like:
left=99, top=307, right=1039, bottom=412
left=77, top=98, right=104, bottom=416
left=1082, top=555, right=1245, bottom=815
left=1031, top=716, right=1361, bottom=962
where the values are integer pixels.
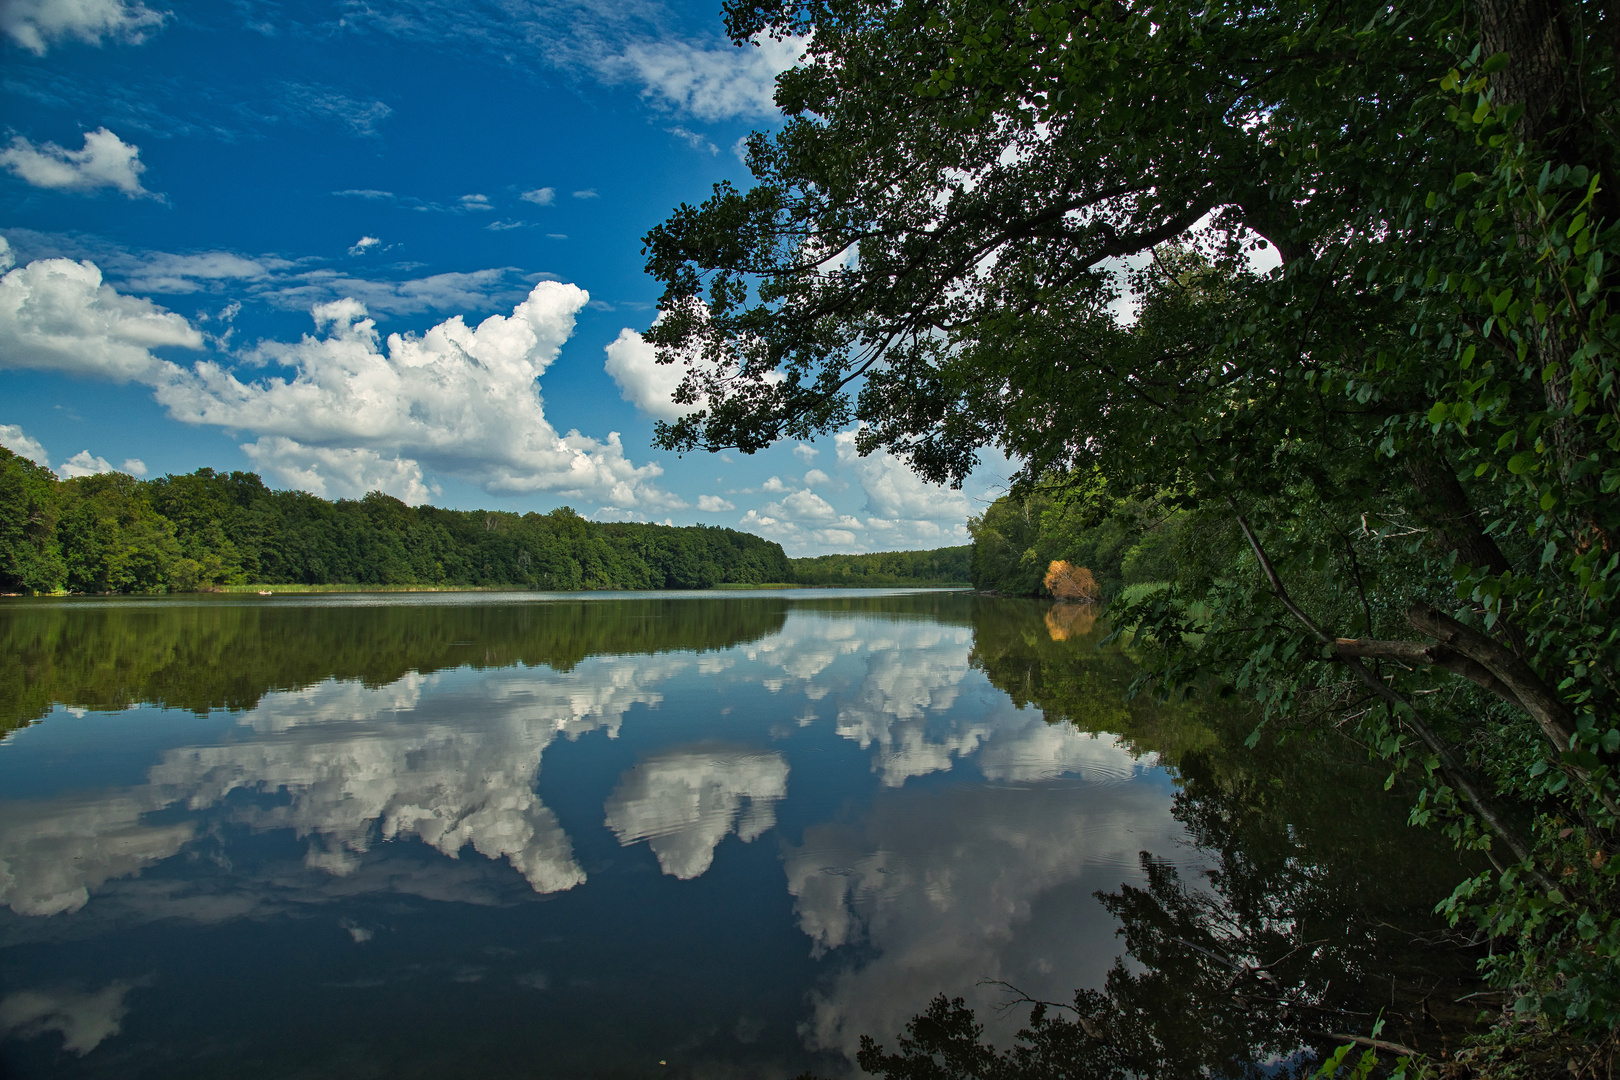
left=787, top=545, right=969, bottom=586
left=968, top=488, right=1185, bottom=600
left=0, top=448, right=967, bottom=594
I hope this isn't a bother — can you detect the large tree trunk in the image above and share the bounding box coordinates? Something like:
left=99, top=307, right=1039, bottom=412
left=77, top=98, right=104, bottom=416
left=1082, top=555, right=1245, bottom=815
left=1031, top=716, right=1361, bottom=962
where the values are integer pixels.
left=1475, top=0, right=1575, bottom=149
left=1474, top=0, right=1616, bottom=548
left=1402, top=451, right=1529, bottom=655
left=1404, top=452, right=1516, bottom=579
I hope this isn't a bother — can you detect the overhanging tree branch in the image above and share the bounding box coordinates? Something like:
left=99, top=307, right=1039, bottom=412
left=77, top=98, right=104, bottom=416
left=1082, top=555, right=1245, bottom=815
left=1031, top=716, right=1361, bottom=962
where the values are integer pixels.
left=1225, top=498, right=1548, bottom=881
left=1406, top=604, right=1578, bottom=752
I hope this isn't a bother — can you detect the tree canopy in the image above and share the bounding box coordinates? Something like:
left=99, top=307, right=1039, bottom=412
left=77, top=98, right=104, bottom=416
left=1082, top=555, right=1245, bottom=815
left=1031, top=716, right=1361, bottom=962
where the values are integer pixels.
left=0, top=450, right=973, bottom=596
left=645, top=0, right=1619, bottom=1046
left=0, top=451, right=792, bottom=593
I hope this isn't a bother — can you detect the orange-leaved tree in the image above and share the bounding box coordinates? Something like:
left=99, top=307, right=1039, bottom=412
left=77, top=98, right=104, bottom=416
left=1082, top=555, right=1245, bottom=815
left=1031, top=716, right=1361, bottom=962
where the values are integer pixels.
left=1044, top=561, right=1100, bottom=603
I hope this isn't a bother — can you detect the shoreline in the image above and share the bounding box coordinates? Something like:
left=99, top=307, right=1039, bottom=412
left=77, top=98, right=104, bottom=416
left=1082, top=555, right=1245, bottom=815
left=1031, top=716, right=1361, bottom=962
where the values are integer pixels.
left=3, top=582, right=974, bottom=597
left=216, top=582, right=967, bottom=594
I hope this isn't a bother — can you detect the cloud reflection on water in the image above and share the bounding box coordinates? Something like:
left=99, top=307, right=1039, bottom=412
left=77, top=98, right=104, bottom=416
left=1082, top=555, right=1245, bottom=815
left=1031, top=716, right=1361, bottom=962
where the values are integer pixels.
left=0, top=653, right=693, bottom=917
left=604, top=746, right=788, bottom=879
left=0, top=982, right=132, bottom=1057
left=785, top=757, right=1191, bottom=1062
left=0, top=792, right=192, bottom=916
left=0, top=600, right=1195, bottom=1076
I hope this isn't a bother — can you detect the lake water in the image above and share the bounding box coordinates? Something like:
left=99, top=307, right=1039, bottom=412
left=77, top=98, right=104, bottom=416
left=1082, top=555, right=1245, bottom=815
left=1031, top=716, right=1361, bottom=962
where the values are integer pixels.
left=0, top=590, right=1482, bottom=1077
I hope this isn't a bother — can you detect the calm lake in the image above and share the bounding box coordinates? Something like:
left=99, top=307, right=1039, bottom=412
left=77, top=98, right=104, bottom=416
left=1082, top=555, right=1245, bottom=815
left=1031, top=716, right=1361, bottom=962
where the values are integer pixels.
left=0, top=590, right=1482, bottom=1078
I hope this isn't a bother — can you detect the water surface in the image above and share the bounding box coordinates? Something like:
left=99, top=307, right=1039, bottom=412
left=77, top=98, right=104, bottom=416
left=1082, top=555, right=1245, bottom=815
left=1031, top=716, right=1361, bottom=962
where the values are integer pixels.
left=0, top=591, right=1480, bottom=1077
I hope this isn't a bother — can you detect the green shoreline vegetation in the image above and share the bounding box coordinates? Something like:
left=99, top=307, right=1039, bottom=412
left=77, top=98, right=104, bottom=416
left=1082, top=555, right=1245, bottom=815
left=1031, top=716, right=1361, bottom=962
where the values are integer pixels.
left=0, top=447, right=969, bottom=595
left=206, top=580, right=964, bottom=593
left=630, top=0, right=1619, bottom=1065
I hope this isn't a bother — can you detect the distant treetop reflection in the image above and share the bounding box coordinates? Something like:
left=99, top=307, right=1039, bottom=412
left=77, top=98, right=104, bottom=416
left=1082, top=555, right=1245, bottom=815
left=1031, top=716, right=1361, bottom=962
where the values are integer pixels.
left=0, top=591, right=985, bottom=736
left=0, top=595, right=793, bottom=734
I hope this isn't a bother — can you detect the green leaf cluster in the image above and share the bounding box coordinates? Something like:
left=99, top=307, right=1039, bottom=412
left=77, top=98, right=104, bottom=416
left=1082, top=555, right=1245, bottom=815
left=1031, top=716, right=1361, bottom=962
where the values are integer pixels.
left=967, top=488, right=1191, bottom=598
left=648, top=0, right=1620, bottom=1044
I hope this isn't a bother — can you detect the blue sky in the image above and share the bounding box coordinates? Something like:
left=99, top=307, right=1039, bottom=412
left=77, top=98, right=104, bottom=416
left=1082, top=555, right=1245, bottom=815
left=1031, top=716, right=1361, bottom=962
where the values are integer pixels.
left=0, top=0, right=1006, bottom=554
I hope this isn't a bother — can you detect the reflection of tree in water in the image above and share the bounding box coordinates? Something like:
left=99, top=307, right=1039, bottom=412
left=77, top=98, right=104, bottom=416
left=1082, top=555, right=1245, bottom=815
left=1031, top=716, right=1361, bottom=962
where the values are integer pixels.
left=786, top=590, right=976, bottom=626
left=1, top=591, right=985, bottom=737
left=0, top=596, right=789, bottom=734
left=844, top=598, right=1488, bottom=1078
left=1044, top=603, right=1096, bottom=641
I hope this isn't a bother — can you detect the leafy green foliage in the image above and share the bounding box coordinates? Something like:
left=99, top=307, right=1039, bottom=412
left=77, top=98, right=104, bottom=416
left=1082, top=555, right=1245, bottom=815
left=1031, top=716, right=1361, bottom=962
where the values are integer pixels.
left=788, top=545, right=970, bottom=585
left=0, top=448, right=65, bottom=593
left=0, top=450, right=791, bottom=594
left=644, top=0, right=1619, bottom=1041
left=968, top=490, right=1188, bottom=598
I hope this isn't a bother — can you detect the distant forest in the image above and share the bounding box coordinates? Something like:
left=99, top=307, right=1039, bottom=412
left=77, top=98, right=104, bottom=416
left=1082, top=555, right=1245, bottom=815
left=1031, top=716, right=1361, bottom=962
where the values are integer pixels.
left=967, top=490, right=1184, bottom=599
left=788, top=546, right=970, bottom=587
left=0, top=447, right=969, bottom=594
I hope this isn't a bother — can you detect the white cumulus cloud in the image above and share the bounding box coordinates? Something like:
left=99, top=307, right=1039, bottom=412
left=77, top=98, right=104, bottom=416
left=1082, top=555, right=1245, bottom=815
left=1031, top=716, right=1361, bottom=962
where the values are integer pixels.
left=156, top=283, right=676, bottom=504
left=240, top=437, right=433, bottom=503
left=696, top=494, right=734, bottom=513
left=0, top=0, right=164, bottom=55
left=603, top=326, right=699, bottom=421
left=836, top=430, right=971, bottom=521
left=739, top=484, right=868, bottom=554
left=734, top=439, right=975, bottom=554
left=348, top=236, right=380, bottom=256
left=0, top=254, right=203, bottom=381
left=520, top=187, right=555, bottom=206
left=0, top=423, right=49, bottom=465
left=777, top=488, right=838, bottom=521
left=0, top=245, right=676, bottom=506
left=0, top=128, right=151, bottom=197
left=610, top=34, right=806, bottom=121
left=54, top=450, right=145, bottom=479
left=57, top=450, right=119, bottom=478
